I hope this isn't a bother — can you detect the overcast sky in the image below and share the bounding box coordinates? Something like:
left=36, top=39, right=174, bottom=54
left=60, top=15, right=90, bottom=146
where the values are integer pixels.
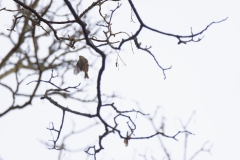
left=0, top=0, right=240, bottom=160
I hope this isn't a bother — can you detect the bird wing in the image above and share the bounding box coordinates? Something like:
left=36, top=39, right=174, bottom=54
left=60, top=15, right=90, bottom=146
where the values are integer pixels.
left=73, top=65, right=80, bottom=75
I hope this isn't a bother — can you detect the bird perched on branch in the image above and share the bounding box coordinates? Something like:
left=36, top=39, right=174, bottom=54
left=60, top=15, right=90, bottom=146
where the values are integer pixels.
left=73, top=55, right=89, bottom=79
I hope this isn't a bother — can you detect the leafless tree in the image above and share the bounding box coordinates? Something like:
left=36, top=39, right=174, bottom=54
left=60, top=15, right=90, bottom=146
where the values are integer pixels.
left=0, top=0, right=226, bottom=159
left=137, top=109, right=213, bottom=160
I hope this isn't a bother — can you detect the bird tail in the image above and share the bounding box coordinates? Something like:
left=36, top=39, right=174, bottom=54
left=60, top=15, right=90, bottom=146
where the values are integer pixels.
left=84, top=72, right=89, bottom=79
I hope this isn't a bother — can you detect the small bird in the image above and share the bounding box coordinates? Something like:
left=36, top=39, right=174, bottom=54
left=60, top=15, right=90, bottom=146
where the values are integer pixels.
left=73, top=55, right=89, bottom=79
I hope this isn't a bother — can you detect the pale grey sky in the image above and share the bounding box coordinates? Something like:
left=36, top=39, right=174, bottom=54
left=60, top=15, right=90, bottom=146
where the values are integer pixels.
left=0, top=0, right=240, bottom=160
